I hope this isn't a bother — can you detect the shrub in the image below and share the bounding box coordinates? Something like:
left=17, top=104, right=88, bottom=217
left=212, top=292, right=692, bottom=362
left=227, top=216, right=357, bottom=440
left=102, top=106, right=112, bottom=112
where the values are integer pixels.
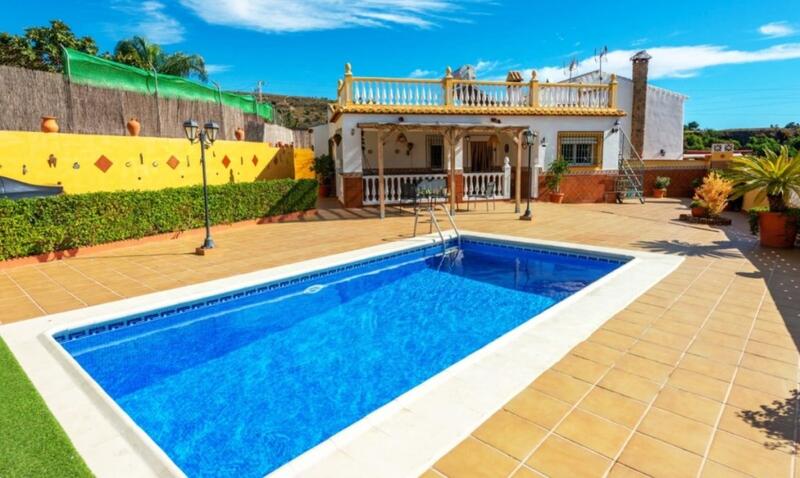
left=693, top=171, right=733, bottom=217
left=690, top=199, right=706, bottom=209
left=546, top=158, right=570, bottom=193
left=310, top=154, right=335, bottom=183
left=654, top=176, right=671, bottom=189
left=728, top=146, right=800, bottom=212
left=0, top=179, right=317, bottom=260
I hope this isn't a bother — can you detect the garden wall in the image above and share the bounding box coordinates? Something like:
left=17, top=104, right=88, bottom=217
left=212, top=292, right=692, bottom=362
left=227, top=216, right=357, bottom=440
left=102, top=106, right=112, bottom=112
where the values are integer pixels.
left=0, top=131, right=314, bottom=194
left=0, top=66, right=310, bottom=145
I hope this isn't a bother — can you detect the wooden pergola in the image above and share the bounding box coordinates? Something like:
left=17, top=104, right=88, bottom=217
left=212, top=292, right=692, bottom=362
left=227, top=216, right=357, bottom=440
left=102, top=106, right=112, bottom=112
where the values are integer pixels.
left=357, top=122, right=532, bottom=218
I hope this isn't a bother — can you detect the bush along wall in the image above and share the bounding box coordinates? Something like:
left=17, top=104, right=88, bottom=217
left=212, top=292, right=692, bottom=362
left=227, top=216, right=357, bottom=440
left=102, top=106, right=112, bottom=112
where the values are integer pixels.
left=0, top=179, right=317, bottom=260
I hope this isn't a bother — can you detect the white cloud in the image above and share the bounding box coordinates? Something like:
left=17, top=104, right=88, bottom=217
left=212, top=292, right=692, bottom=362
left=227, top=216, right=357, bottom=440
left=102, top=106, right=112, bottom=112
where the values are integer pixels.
left=527, top=44, right=800, bottom=82
left=409, top=68, right=434, bottom=78
left=206, top=64, right=232, bottom=75
left=178, top=0, right=470, bottom=33
left=759, top=21, right=796, bottom=39
left=113, top=1, right=186, bottom=44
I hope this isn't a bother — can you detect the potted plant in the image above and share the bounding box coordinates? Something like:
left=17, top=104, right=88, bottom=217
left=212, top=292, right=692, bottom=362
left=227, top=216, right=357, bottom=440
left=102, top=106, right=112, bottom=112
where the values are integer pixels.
left=546, top=158, right=570, bottom=203
left=311, top=154, right=335, bottom=198
left=653, top=176, right=671, bottom=198
left=729, top=146, right=800, bottom=248
left=690, top=199, right=707, bottom=218
left=693, top=171, right=732, bottom=218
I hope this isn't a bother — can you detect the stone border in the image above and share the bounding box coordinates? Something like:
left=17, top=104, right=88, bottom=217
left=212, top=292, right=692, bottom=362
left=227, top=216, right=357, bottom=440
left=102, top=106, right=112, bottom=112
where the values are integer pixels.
left=0, top=232, right=682, bottom=477
left=678, top=214, right=732, bottom=226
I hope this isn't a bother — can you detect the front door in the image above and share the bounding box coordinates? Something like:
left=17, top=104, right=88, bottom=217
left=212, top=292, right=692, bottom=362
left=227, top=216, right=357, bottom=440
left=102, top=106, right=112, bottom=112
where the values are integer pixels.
left=470, top=141, right=493, bottom=172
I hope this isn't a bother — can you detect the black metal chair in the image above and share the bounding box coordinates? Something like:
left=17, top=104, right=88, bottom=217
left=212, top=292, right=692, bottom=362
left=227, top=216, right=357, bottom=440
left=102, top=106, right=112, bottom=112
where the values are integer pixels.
left=467, top=180, right=497, bottom=211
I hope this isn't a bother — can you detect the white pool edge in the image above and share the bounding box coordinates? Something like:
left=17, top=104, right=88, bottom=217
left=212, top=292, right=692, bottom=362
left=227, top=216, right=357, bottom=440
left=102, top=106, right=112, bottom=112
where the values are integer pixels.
left=0, top=231, right=683, bottom=478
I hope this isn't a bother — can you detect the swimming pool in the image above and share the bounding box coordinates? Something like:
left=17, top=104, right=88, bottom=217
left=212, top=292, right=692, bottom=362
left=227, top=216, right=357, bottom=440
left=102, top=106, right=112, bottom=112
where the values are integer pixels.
left=54, top=237, right=626, bottom=477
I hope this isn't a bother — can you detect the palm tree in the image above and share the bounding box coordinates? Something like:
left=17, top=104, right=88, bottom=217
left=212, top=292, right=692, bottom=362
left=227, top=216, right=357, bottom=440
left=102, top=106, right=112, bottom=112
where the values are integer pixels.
left=729, top=146, right=800, bottom=212
left=112, top=36, right=207, bottom=82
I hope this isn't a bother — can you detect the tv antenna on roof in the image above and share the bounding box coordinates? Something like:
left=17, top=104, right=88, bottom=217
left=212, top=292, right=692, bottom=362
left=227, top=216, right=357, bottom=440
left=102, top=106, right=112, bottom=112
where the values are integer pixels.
left=564, top=57, right=578, bottom=81
left=595, top=46, right=608, bottom=79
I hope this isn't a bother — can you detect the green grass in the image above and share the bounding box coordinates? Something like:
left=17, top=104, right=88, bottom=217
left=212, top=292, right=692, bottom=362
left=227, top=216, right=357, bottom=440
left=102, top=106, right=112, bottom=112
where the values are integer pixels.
left=0, top=337, right=93, bottom=477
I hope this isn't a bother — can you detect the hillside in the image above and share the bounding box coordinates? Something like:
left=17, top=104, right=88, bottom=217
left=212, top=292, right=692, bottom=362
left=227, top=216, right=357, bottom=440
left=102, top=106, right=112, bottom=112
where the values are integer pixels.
left=230, top=93, right=332, bottom=129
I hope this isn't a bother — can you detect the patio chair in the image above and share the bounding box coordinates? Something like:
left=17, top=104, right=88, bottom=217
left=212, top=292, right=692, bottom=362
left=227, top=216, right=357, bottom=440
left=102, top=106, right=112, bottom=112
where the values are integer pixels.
left=467, top=180, right=497, bottom=211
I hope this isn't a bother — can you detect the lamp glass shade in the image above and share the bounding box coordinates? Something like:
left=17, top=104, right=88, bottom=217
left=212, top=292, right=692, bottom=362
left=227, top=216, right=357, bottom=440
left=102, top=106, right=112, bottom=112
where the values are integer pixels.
left=204, top=121, right=220, bottom=143
left=183, top=119, right=199, bottom=142
left=523, top=130, right=536, bottom=146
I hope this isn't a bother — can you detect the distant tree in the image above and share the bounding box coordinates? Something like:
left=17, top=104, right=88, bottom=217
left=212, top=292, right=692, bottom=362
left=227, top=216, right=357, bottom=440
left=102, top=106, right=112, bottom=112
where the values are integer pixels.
left=111, top=36, right=207, bottom=81
left=785, top=121, right=799, bottom=129
left=747, top=134, right=782, bottom=156
left=686, top=121, right=700, bottom=130
left=684, top=132, right=706, bottom=150
left=0, top=20, right=98, bottom=72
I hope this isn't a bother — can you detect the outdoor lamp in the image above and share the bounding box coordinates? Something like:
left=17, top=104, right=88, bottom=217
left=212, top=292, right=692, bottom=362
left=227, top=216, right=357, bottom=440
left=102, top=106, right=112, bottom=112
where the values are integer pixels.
left=611, top=119, right=621, bottom=133
left=519, top=129, right=537, bottom=222
left=183, top=119, right=199, bottom=142
left=183, top=118, right=217, bottom=254
left=204, top=121, right=220, bottom=143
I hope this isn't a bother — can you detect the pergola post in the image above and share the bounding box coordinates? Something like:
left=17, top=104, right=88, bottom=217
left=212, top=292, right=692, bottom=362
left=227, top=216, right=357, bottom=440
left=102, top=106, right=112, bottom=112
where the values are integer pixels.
left=377, top=132, right=386, bottom=219
left=447, top=129, right=457, bottom=215
left=515, top=131, right=522, bottom=213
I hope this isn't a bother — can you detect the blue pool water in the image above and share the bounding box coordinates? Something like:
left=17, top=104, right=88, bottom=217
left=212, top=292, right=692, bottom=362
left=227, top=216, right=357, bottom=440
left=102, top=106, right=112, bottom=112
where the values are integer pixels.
left=58, top=239, right=623, bottom=477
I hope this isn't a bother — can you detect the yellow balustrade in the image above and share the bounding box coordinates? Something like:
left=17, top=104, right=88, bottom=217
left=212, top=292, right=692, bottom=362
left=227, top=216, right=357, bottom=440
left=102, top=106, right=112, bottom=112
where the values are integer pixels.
left=336, top=64, right=620, bottom=114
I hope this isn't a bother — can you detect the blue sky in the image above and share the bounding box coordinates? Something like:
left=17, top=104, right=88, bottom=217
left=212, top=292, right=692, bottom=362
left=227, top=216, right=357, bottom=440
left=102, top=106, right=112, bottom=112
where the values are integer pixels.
left=3, top=0, right=800, bottom=128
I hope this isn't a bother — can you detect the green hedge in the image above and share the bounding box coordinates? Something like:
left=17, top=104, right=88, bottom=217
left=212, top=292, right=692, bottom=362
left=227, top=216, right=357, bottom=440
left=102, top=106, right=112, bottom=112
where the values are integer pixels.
left=0, top=179, right=317, bottom=260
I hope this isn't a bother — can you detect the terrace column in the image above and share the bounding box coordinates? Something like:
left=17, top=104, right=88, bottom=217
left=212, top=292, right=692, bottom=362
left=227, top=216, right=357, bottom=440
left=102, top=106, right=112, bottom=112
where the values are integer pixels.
left=378, top=131, right=386, bottom=219
left=515, top=131, right=522, bottom=213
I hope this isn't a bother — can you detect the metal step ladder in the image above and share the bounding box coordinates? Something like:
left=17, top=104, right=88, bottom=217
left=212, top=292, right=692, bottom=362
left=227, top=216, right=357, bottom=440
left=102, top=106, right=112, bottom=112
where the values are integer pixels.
left=615, top=129, right=646, bottom=204
left=413, top=203, right=461, bottom=253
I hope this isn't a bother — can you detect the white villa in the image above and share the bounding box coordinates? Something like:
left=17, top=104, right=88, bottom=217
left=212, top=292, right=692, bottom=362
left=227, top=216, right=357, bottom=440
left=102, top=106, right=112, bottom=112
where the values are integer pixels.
left=318, top=50, right=686, bottom=214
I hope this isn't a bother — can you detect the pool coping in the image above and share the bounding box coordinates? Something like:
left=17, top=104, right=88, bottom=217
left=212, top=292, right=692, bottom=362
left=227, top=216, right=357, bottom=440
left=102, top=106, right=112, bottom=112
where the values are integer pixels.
left=0, top=231, right=683, bottom=478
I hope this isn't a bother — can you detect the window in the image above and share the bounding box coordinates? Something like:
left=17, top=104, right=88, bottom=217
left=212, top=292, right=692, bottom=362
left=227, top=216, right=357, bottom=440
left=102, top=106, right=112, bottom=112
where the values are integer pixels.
left=427, top=135, right=444, bottom=169
left=557, top=132, right=602, bottom=166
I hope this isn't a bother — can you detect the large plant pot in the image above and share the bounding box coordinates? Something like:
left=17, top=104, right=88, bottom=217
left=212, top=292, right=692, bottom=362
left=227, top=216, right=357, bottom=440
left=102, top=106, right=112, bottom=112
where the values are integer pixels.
left=653, top=188, right=667, bottom=198
left=126, top=118, right=141, bottom=136
left=318, top=184, right=331, bottom=198
left=759, top=212, right=798, bottom=248
left=40, top=116, right=59, bottom=133
left=235, top=128, right=245, bottom=141
left=549, top=192, right=565, bottom=203
left=691, top=206, right=707, bottom=218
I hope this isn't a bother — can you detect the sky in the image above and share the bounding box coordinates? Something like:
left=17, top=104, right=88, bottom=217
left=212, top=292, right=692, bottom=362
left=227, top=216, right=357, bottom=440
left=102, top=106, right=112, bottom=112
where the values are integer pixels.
left=3, top=0, right=800, bottom=129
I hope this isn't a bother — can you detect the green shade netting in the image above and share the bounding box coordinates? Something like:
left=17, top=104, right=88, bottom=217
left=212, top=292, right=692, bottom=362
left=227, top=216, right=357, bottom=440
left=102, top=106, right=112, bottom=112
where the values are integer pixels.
left=62, top=48, right=272, bottom=121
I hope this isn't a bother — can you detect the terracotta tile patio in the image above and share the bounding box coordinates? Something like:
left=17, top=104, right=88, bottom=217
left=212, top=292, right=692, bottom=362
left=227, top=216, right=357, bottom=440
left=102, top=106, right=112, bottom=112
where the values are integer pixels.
left=2, top=197, right=799, bottom=477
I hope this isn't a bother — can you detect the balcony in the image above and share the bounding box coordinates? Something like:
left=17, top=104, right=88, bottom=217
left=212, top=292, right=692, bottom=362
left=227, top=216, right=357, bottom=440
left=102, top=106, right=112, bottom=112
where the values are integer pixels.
left=333, top=64, right=622, bottom=117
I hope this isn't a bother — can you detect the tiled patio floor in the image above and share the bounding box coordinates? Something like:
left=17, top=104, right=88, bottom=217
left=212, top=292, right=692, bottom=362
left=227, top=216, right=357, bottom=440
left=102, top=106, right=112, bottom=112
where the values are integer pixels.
left=2, top=198, right=799, bottom=477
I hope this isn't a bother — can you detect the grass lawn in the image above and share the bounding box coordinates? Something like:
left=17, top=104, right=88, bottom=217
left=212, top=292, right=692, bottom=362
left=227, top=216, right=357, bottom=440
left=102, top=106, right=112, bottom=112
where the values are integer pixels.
left=0, top=337, right=92, bottom=477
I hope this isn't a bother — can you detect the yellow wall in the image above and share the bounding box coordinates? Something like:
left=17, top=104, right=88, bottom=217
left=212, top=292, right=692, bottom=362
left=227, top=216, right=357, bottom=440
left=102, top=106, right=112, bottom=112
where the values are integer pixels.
left=0, top=131, right=314, bottom=195
left=292, top=147, right=316, bottom=180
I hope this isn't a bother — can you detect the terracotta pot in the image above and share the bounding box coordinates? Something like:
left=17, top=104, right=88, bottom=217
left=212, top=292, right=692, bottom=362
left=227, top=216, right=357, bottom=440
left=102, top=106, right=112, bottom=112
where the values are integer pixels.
left=126, top=118, right=141, bottom=136
left=318, top=184, right=331, bottom=198
left=549, top=192, right=565, bottom=203
left=235, top=128, right=245, bottom=141
left=691, top=206, right=707, bottom=218
left=758, top=212, right=798, bottom=248
left=40, top=116, right=59, bottom=133
left=653, top=188, right=667, bottom=198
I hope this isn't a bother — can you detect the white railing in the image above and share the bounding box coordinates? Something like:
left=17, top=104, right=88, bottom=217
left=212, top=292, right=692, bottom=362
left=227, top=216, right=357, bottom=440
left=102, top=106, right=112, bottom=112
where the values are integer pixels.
left=362, top=173, right=448, bottom=205
left=463, top=171, right=510, bottom=200
left=539, top=83, right=610, bottom=108
left=339, top=65, right=618, bottom=111
left=351, top=78, right=443, bottom=106
left=450, top=80, right=529, bottom=108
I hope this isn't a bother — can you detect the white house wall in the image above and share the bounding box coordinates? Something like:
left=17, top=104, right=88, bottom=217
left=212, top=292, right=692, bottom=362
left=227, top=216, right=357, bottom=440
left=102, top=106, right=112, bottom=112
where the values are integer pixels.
left=644, top=87, right=685, bottom=160
left=338, top=113, right=621, bottom=172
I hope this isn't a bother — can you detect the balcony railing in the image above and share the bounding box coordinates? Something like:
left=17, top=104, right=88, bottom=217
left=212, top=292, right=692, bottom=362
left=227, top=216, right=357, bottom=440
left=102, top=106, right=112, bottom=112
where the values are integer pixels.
left=362, top=170, right=512, bottom=206
left=337, top=64, right=618, bottom=111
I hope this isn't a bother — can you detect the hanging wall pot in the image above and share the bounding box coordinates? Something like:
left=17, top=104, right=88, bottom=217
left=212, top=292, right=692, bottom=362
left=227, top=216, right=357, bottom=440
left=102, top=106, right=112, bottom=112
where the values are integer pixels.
left=40, top=116, right=59, bottom=133
left=127, top=118, right=141, bottom=136
left=235, top=128, right=245, bottom=141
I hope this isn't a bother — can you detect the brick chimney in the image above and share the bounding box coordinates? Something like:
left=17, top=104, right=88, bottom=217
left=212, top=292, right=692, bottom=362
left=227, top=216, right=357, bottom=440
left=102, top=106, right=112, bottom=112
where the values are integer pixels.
left=630, top=50, right=651, bottom=157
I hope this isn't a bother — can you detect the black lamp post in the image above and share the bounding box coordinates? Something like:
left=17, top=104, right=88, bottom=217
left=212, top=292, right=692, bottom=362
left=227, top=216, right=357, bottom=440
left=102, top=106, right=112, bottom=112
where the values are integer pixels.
left=519, top=129, right=537, bottom=221
left=183, top=119, right=219, bottom=254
